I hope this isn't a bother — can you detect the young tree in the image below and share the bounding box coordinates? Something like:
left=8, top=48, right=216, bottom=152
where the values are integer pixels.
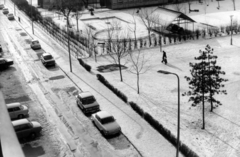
left=106, top=20, right=129, bottom=82
left=127, top=49, right=150, bottom=94
left=85, top=25, right=98, bottom=60
left=138, top=8, right=158, bottom=46
left=183, top=45, right=227, bottom=129
left=54, top=0, right=83, bottom=29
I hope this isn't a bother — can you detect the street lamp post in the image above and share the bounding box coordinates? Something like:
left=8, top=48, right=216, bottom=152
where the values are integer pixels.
left=230, top=15, right=233, bottom=45
left=158, top=70, right=180, bottom=157
left=31, top=0, right=34, bottom=34
left=67, top=21, right=72, bottom=72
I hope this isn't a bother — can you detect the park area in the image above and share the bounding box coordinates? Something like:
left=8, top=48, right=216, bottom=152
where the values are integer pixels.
left=29, top=0, right=240, bottom=156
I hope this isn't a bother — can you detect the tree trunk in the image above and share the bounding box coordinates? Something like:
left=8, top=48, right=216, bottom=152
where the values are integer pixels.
left=118, top=59, right=123, bottom=82
left=202, top=61, right=205, bottom=129
left=137, top=73, right=140, bottom=94
left=148, top=30, right=151, bottom=46
left=76, top=12, right=79, bottom=32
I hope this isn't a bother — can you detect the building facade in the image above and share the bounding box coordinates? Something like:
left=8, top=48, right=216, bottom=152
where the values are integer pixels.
left=103, top=0, right=187, bottom=9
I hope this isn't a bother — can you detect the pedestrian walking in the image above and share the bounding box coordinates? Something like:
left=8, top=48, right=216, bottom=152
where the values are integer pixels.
left=162, top=51, right=167, bottom=64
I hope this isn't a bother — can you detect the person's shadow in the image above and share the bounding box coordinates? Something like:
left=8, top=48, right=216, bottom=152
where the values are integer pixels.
left=163, top=63, right=183, bottom=71
left=22, top=144, right=45, bottom=157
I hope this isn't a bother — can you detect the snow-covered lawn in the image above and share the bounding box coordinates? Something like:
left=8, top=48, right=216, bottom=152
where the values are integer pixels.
left=85, top=33, right=240, bottom=157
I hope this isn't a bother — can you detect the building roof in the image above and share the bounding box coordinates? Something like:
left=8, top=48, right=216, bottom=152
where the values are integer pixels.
left=149, top=7, right=195, bottom=27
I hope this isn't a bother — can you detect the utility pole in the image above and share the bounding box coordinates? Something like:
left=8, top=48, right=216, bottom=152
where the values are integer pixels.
left=31, top=0, right=34, bottom=34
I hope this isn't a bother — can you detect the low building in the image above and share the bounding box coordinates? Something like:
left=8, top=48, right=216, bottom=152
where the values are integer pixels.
left=103, top=0, right=187, bottom=9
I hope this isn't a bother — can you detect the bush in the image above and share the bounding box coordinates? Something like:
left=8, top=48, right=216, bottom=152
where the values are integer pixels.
left=129, top=102, right=144, bottom=116
left=96, top=74, right=128, bottom=103
left=143, top=111, right=199, bottom=157
left=77, top=58, right=92, bottom=72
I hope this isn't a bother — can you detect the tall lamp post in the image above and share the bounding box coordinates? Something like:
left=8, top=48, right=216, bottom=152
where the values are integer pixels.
left=31, top=0, right=34, bottom=34
left=67, top=21, right=72, bottom=72
left=230, top=15, right=233, bottom=45
left=158, top=70, right=180, bottom=157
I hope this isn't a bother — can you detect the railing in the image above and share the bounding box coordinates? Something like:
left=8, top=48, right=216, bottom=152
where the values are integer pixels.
left=0, top=91, right=25, bottom=157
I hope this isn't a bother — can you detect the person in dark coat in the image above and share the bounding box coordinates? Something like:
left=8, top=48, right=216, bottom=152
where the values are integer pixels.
left=162, top=51, right=167, bottom=64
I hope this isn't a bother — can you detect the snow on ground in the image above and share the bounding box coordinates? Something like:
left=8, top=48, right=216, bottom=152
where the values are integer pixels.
left=80, top=1, right=240, bottom=156
left=86, top=32, right=240, bottom=157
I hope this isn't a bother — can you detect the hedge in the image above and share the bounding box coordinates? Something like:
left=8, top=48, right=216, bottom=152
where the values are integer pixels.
left=96, top=74, right=128, bottom=103
left=77, top=58, right=91, bottom=72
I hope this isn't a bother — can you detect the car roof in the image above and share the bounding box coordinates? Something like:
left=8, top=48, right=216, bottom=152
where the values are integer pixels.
left=42, top=53, right=52, bottom=57
left=8, top=13, right=13, bottom=15
left=12, top=119, right=30, bottom=127
left=78, top=91, right=93, bottom=98
left=6, top=102, right=21, bottom=108
left=96, top=111, right=112, bottom=119
left=31, top=39, right=39, bottom=42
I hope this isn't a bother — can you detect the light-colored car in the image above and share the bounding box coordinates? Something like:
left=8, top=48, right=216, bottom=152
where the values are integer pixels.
left=40, top=53, right=55, bottom=67
left=91, top=111, right=121, bottom=136
left=7, top=102, right=29, bottom=119
left=0, top=4, right=4, bottom=10
left=7, top=13, right=14, bottom=20
left=30, top=39, right=41, bottom=50
left=76, top=91, right=100, bottom=114
left=2, top=8, right=9, bottom=14
left=12, top=119, right=42, bottom=139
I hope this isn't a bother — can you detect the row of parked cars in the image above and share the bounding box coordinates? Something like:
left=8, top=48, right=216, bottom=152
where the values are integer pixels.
left=7, top=102, right=42, bottom=139
left=76, top=91, right=121, bottom=136
left=0, top=4, right=15, bottom=20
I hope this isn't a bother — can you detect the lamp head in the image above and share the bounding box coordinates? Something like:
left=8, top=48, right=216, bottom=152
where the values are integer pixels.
left=158, top=70, right=171, bottom=75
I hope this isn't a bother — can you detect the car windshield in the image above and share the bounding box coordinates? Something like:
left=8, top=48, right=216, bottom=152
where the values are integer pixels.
left=101, top=116, right=115, bottom=124
left=32, top=41, right=39, bottom=44
left=44, top=55, right=53, bottom=60
left=82, top=96, right=95, bottom=105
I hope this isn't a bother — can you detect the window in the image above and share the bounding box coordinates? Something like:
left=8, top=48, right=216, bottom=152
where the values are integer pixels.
left=14, top=107, right=20, bottom=111
left=82, top=96, right=96, bottom=105
left=44, top=55, right=53, bottom=60
left=101, top=116, right=114, bottom=124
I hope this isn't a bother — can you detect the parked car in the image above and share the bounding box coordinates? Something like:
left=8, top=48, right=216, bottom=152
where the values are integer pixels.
left=0, top=44, right=2, bottom=52
left=7, top=13, right=14, bottom=20
left=30, top=39, right=41, bottom=50
left=91, top=111, right=121, bottom=136
left=76, top=91, right=100, bottom=114
left=2, top=8, right=9, bottom=14
left=40, top=53, right=55, bottom=67
left=7, top=102, right=29, bottom=119
left=0, top=58, right=14, bottom=70
left=12, top=119, right=42, bottom=139
left=0, top=4, right=4, bottom=10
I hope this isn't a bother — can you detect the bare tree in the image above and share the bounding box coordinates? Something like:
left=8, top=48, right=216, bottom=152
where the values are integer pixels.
left=106, top=20, right=130, bottom=82
left=173, top=2, right=184, bottom=13
left=127, top=49, right=150, bottom=94
left=54, top=0, right=83, bottom=29
left=85, top=25, right=98, bottom=60
left=138, top=8, right=158, bottom=46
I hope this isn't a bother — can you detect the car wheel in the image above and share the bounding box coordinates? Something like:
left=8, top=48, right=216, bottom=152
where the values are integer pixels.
left=18, top=114, right=24, bottom=119
left=30, top=133, right=36, bottom=139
